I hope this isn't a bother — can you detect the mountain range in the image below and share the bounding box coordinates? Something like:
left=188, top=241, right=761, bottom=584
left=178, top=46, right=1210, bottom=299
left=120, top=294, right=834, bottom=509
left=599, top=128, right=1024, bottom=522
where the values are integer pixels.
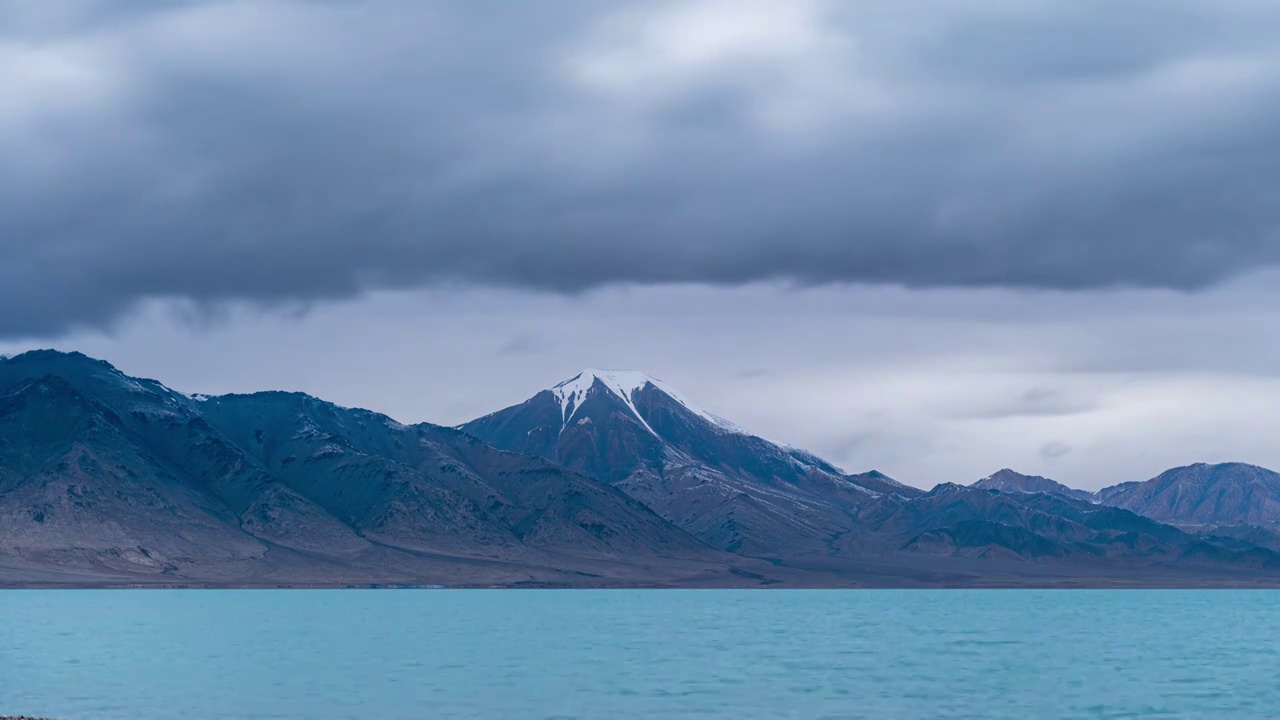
left=3, top=350, right=1280, bottom=587
left=972, top=466, right=1280, bottom=526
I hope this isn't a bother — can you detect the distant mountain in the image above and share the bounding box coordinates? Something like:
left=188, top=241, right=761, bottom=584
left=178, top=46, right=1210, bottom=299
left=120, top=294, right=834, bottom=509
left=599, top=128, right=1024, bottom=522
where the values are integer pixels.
left=1196, top=523, right=1280, bottom=553
left=4, top=351, right=1280, bottom=588
left=844, top=483, right=1280, bottom=571
left=0, top=351, right=723, bottom=587
left=1097, top=463, right=1280, bottom=525
left=460, top=369, right=920, bottom=555
left=971, top=469, right=1094, bottom=502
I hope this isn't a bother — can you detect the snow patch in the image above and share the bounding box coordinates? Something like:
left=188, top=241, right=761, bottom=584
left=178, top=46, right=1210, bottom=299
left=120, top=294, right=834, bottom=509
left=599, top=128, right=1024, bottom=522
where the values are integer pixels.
left=550, top=369, right=746, bottom=438
left=551, top=369, right=659, bottom=436
left=311, top=444, right=346, bottom=459
left=781, top=443, right=843, bottom=473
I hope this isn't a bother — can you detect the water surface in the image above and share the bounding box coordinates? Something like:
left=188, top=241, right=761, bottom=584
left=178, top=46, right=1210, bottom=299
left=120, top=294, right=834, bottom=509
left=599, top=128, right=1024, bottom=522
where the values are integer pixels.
left=2, top=590, right=1278, bottom=719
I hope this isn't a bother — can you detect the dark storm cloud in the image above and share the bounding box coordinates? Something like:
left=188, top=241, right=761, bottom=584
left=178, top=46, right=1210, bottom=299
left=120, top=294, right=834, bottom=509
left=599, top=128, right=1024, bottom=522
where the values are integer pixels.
left=4, top=0, right=1280, bottom=336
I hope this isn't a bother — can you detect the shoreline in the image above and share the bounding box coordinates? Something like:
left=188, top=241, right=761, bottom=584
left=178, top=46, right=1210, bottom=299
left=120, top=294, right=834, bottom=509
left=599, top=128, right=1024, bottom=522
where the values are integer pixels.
left=5, top=579, right=1280, bottom=590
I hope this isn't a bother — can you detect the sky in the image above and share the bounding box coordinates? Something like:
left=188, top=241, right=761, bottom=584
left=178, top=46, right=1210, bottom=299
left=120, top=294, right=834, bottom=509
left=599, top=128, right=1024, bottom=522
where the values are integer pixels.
left=3, top=0, right=1280, bottom=490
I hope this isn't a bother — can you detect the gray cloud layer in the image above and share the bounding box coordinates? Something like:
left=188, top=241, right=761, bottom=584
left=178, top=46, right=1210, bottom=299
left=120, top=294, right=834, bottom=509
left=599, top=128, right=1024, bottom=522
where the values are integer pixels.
left=9, top=279, right=1280, bottom=489
left=4, top=0, right=1280, bottom=336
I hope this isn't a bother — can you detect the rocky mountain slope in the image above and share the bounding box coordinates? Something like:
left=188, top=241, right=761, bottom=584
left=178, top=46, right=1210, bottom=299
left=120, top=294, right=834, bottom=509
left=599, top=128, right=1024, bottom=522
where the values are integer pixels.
left=971, top=469, right=1095, bottom=501
left=1097, top=463, right=1280, bottom=525
left=461, top=369, right=919, bottom=555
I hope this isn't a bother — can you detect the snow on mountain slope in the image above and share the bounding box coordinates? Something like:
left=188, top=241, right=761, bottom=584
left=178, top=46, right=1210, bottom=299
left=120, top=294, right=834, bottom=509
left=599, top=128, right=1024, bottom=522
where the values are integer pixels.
left=550, top=369, right=745, bottom=436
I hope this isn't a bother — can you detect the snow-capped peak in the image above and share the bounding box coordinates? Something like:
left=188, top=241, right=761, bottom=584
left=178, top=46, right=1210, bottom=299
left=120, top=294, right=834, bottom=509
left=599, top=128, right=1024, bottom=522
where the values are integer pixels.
left=550, top=369, right=745, bottom=437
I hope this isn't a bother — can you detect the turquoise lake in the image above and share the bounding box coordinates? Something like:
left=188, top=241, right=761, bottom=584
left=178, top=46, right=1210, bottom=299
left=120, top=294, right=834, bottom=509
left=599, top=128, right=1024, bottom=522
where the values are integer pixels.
left=2, top=590, right=1278, bottom=719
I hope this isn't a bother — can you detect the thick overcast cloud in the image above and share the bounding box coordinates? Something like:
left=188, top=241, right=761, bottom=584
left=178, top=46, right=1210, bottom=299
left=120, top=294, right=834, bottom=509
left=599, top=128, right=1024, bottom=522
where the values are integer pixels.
left=4, top=0, right=1280, bottom=336
left=7, top=1, right=1280, bottom=488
